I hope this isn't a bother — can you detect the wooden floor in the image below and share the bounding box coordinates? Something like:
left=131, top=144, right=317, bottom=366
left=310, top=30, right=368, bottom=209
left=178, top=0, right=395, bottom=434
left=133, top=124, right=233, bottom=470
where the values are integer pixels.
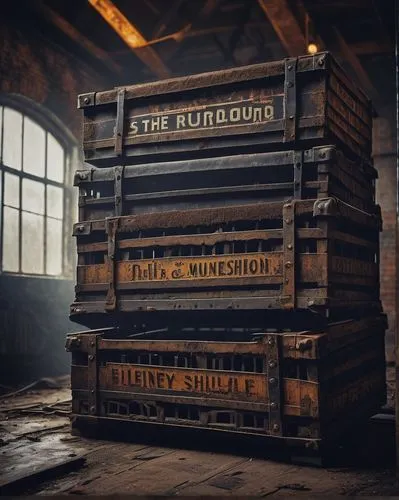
left=0, top=377, right=397, bottom=496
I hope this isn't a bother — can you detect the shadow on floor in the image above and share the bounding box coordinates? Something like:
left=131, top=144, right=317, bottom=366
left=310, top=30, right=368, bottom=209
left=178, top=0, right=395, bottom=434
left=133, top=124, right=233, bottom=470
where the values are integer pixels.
left=73, top=412, right=396, bottom=469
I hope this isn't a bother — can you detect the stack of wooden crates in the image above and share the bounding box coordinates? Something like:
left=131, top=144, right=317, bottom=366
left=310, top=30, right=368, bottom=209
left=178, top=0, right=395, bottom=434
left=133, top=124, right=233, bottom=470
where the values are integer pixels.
left=67, top=52, right=387, bottom=463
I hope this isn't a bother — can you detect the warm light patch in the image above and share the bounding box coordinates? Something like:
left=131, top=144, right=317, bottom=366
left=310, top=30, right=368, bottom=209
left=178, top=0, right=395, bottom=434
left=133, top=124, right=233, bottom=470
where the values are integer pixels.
left=307, top=43, right=318, bottom=55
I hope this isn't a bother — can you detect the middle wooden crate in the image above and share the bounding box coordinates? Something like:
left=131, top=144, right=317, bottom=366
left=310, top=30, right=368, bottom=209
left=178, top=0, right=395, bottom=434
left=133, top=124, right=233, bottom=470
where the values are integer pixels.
left=71, top=196, right=382, bottom=326
left=75, top=145, right=377, bottom=221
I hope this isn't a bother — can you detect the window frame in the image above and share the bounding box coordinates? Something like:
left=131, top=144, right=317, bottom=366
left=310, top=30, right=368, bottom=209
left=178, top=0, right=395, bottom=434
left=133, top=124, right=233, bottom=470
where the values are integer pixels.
left=0, top=93, right=77, bottom=279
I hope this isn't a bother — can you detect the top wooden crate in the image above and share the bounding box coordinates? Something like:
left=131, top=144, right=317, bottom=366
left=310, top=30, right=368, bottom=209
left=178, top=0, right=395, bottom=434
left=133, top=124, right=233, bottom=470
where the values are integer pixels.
left=78, top=52, right=372, bottom=167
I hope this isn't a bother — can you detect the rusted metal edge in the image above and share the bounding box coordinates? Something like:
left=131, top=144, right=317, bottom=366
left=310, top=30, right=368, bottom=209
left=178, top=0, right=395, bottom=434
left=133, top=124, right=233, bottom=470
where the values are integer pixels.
left=76, top=144, right=376, bottom=187
left=87, top=333, right=99, bottom=416
left=69, top=296, right=382, bottom=316
left=77, top=92, right=96, bottom=109
left=267, top=334, right=283, bottom=435
left=75, top=147, right=345, bottom=186
left=284, top=57, right=298, bottom=142
left=66, top=329, right=322, bottom=356
left=73, top=198, right=380, bottom=236
left=73, top=200, right=310, bottom=234
left=293, top=151, right=303, bottom=199
left=104, top=218, right=119, bottom=312
left=281, top=201, right=296, bottom=309
left=72, top=413, right=322, bottom=450
left=114, top=166, right=124, bottom=216
left=313, top=198, right=381, bottom=228
left=73, top=167, right=96, bottom=186
left=81, top=53, right=330, bottom=106
left=114, top=89, right=126, bottom=156
left=72, top=388, right=272, bottom=413
left=76, top=228, right=324, bottom=253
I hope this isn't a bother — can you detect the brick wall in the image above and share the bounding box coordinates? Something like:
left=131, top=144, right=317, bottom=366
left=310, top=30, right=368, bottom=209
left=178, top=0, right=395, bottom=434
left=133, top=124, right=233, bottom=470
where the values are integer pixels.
left=0, top=20, right=107, bottom=139
left=0, top=15, right=111, bottom=383
left=373, top=114, right=397, bottom=365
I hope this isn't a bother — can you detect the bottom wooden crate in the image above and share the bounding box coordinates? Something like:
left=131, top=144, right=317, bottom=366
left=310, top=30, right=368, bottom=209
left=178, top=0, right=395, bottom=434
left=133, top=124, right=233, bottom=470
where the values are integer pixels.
left=66, top=315, right=386, bottom=457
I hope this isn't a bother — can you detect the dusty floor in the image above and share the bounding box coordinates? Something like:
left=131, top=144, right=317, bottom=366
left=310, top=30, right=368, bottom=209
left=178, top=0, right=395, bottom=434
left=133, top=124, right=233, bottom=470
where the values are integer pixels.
left=0, top=376, right=398, bottom=496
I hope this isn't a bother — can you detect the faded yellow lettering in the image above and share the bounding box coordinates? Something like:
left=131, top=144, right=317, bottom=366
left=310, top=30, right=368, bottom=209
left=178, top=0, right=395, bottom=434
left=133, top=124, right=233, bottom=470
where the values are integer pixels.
left=188, top=112, right=200, bottom=127
left=176, top=114, right=185, bottom=128
left=203, top=111, right=214, bottom=126
left=142, top=118, right=150, bottom=132
left=161, top=116, right=168, bottom=130
left=216, top=109, right=227, bottom=123
left=253, top=107, right=263, bottom=122
left=230, top=107, right=240, bottom=122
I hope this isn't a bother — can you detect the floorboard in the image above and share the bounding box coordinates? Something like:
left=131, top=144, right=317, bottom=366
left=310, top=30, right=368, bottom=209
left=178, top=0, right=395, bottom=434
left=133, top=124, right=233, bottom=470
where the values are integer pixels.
left=0, top=380, right=398, bottom=496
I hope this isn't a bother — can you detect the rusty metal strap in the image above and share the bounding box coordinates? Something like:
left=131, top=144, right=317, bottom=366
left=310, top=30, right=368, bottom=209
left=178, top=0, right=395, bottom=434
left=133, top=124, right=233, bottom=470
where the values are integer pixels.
left=281, top=201, right=296, bottom=309
left=266, top=334, right=283, bottom=436
left=293, top=151, right=303, bottom=199
left=105, top=218, right=119, bottom=312
left=114, top=166, right=125, bottom=216
left=114, top=89, right=126, bottom=156
left=284, top=58, right=298, bottom=142
left=87, top=334, right=99, bottom=416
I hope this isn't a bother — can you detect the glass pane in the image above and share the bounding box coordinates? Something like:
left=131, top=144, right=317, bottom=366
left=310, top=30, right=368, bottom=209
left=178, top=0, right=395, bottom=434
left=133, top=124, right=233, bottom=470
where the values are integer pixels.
left=47, top=133, right=64, bottom=183
left=46, top=217, right=63, bottom=275
left=4, top=172, right=20, bottom=208
left=0, top=172, right=2, bottom=238
left=23, top=116, right=45, bottom=177
left=22, top=178, right=45, bottom=215
left=3, top=107, right=22, bottom=170
left=21, top=211, right=44, bottom=274
left=46, top=185, right=63, bottom=219
left=3, top=206, right=19, bottom=272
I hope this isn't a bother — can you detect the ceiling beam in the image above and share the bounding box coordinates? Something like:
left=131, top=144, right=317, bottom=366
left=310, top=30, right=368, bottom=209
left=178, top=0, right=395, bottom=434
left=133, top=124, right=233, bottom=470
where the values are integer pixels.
left=158, top=0, right=221, bottom=63
left=152, top=0, right=185, bottom=39
left=257, top=0, right=378, bottom=101
left=172, top=0, right=221, bottom=46
left=257, top=0, right=307, bottom=56
left=88, top=0, right=170, bottom=79
left=33, top=0, right=122, bottom=74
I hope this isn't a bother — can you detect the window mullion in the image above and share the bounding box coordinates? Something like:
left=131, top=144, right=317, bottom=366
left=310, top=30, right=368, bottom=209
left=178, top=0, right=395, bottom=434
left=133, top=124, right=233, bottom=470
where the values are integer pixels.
left=61, top=153, right=67, bottom=276
left=18, top=116, right=24, bottom=274
left=44, top=132, right=48, bottom=276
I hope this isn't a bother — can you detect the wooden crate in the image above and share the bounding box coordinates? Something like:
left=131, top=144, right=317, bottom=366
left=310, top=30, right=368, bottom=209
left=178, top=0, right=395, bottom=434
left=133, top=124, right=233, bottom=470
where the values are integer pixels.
left=78, top=52, right=372, bottom=166
left=75, top=146, right=377, bottom=222
left=66, top=315, right=386, bottom=456
left=71, top=197, right=382, bottom=326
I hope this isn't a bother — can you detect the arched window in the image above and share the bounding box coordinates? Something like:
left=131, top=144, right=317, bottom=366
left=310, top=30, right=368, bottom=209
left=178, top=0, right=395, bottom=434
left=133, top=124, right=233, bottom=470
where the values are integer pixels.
left=0, top=94, right=76, bottom=278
